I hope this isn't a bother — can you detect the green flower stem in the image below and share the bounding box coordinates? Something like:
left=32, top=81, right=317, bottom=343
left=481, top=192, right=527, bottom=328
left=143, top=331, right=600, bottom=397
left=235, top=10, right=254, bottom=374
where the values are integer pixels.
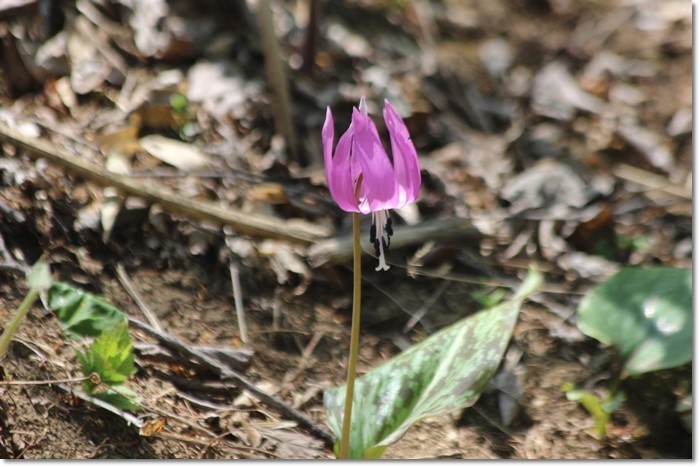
left=0, top=288, right=40, bottom=358
left=339, top=212, right=362, bottom=459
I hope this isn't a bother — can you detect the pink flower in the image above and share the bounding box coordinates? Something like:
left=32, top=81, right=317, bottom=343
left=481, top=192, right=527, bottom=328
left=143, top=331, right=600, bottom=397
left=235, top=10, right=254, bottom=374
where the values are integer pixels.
left=322, top=97, right=421, bottom=271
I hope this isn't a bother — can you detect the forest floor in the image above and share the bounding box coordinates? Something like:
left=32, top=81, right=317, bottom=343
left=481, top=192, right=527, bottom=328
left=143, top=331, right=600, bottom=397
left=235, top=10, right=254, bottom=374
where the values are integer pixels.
left=0, top=0, right=692, bottom=459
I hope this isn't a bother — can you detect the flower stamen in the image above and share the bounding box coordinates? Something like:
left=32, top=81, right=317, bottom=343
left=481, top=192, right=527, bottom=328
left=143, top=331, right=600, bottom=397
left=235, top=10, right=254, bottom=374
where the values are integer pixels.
left=371, top=210, right=392, bottom=271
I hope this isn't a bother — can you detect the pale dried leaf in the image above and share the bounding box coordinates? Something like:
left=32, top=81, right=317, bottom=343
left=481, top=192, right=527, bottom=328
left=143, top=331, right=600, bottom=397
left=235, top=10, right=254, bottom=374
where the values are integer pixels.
left=532, top=62, right=605, bottom=121
left=501, top=161, right=591, bottom=215
left=258, top=240, right=311, bottom=295
left=258, top=427, right=324, bottom=459
left=139, top=135, right=211, bottom=172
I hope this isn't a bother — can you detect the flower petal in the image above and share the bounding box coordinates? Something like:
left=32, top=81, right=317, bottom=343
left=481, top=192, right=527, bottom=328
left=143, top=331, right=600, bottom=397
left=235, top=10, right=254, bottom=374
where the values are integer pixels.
left=321, top=107, right=334, bottom=188
left=383, top=100, right=421, bottom=207
left=329, top=124, right=361, bottom=212
left=351, top=107, right=398, bottom=214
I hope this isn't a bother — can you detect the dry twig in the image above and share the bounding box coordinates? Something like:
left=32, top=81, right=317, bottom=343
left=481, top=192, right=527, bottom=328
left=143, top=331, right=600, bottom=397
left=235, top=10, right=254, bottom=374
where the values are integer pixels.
left=0, top=122, right=329, bottom=244
left=229, top=257, right=249, bottom=344
left=115, top=263, right=164, bottom=333
left=128, top=318, right=254, bottom=373
left=129, top=318, right=334, bottom=447
left=308, top=217, right=481, bottom=267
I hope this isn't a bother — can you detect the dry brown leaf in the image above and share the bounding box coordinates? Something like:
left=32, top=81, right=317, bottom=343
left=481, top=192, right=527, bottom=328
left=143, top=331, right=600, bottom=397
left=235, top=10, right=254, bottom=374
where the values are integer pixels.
left=140, top=418, right=166, bottom=437
left=247, top=183, right=288, bottom=204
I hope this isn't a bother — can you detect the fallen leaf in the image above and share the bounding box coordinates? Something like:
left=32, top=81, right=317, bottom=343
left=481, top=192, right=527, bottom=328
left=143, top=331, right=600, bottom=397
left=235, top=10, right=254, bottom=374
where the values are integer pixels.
left=532, top=62, right=605, bottom=121
left=139, top=135, right=211, bottom=172
left=140, top=418, right=166, bottom=437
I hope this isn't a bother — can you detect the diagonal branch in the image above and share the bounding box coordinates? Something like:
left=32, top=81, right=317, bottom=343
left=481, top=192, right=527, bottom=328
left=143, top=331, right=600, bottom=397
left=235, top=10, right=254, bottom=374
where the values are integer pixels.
left=307, top=217, right=482, bottom=267
left=0, top=123, right=330, bottom=244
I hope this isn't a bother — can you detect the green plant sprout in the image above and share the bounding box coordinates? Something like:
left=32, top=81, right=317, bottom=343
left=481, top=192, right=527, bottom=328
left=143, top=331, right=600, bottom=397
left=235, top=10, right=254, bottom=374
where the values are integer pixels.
left=47, top=281, right=140, bottom=410
left=0, top=258, right=53, bottom=358
left=169, top=92, right=197, bottom=139
left=565, top=267, right=691, bottom=437
left=471, top=287, right=506, bottom=309
left=561, top=382, right=626, bottom=438
left=0, top=260, right=139, bottom=410
left=0, top=256, right=53, bottom=358
left=77, top=320, right=140, bottom=410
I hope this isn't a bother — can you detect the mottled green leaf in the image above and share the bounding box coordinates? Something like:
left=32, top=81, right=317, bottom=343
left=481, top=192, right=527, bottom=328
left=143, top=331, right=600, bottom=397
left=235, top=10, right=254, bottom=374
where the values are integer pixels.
left=577, top=267, right=691, bottom=376
left=92, top=385, right=142, bottom=411
left=324, top=269, right=542, bottom=458
left=47, top=282, right=126, bottom=339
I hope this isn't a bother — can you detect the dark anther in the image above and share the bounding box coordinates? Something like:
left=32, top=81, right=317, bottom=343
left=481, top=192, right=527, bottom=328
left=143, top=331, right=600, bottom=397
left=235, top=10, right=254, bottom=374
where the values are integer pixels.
left=373, top=239, right=381, bottom=256
left=369, top=223, right=377, bottom=244
left=382, top=238, right=389, bottom=253
left=386, top=217, right=393, bottom=236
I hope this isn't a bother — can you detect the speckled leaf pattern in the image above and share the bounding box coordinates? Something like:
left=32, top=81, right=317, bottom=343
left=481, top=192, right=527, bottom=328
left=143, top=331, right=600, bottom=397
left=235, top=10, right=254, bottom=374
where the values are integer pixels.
left=577, top=267, right=691, bottom=376
left=47, top=281, right=126, bottom=339
left=324, top=269, right=542, bottom=458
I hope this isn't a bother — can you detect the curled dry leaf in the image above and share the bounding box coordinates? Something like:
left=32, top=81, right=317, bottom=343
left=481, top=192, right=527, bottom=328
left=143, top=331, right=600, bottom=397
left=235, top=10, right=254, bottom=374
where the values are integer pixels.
left=67, top=15, right=125, bottom=94
left=140, top=418, right=166, bottom=437
left=531, top=62, right=605, bottom=121
left=501, top=161, right=591, bottom=216
left=258, top=240, right=311, bottom=296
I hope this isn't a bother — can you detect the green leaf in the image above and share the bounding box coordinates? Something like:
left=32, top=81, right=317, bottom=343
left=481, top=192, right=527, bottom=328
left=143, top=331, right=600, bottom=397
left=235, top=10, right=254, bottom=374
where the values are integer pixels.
left=80, top=320, right=135, bottom=387
left=324, top=269, right=542, bottom=458
left=93, top=385, right=142, bottom=411
left=562, top=382, right=626, bottom=438
left=47, top=282, right=126, bottom=339
left=577, top=267, right=691, bottom=376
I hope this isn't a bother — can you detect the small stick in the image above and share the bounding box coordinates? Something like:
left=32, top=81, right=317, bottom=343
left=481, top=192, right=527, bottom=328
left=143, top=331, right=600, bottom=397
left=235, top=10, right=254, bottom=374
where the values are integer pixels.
left=229, top=258, right=249, bottom=344
left=129, top=318, right=333, bottom=446
left=402, top=280, right=450, bottom=333
left=301, top=0, right=321, bottom=74
left=115, top=263, right=163, bottom=333
left=612, top=163, right=691, bottom=199
left=256, top=0, right=302, bottom=165
left=280, top=330, right=323, bottom=390
left=128, top=318, right=254, bottom=373
left=0, top=375, right=91, bottom=386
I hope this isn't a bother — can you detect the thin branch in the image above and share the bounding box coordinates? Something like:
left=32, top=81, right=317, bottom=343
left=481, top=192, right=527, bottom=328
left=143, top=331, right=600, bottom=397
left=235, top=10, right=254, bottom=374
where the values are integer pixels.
left=115, top=263, right=164, bottom=333
left=229, top=258, right=249, bottom=344
left=308, top=217, right=481, bottom=267
left=0, top=375, right=91, bottom=386
left=0, top=122, right=329, bottom=244
left=129, top=317, right=333, bottom=446
left=402, top=280, right=451, bottom=333
left=612, top=163, right=692, bottom=199
left=128, top=318, right=254, bottom=374
left=301, top=0, right=321, bottom=74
